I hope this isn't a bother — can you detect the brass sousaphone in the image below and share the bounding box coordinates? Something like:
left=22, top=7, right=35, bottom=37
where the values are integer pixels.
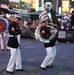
left=34, top=24, right=57, bottom=43
left=34, top=10, right=57, bottom=43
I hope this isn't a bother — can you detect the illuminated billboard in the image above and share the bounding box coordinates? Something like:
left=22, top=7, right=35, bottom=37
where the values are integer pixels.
left=9, top=0, right=20, bottom=3
left=62, top=0, right=70, bottom=12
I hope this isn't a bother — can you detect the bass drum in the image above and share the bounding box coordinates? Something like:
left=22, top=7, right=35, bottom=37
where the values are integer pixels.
left=34, top=25, right=57, bottom=43
left=0, top=18, right=9, bottom=33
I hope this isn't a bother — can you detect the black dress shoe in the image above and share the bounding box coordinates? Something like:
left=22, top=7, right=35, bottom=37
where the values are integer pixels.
left=6, top=71, right=14, bottom=74
left=15, top=69, right=25, bottom=71
left=40, top=67, right=46, bottom=70
left=46, top=65, right=53, bottom=68
left=6, top=49, right=10, bottom=51
left=1, top=49, right=4, bottom=51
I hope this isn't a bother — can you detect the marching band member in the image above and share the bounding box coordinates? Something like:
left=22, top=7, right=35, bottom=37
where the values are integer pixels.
left=0, top=29, right=8, bottom=51
left=4, top=14, right=11, bottom=50
left=40, top=3, right=58, bottom=70
left=0, top=33, right=4, bottom=51
left=6, top=15, right=25, bottom=74
left=0, top=16, right=8, bottom=51
left=2, top=15, right=10, bottom=51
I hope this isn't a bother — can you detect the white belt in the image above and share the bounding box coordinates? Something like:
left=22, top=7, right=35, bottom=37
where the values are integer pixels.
left=9, top=35, right=15, bottom=37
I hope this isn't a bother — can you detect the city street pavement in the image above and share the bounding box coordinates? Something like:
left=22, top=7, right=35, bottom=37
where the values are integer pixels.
left=0, top=38, right=74, bottom=75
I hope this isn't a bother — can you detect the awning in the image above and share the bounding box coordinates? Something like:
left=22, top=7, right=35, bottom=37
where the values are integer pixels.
left=28, top=11, right=42, bottom=15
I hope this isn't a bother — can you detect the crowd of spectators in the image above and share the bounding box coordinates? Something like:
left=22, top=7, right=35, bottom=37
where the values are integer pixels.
left=57, top=10, right=74, bottom=31
left=22, top=19, right=39, bottom=34
left=0, top=10, right=74, bottom=44
left=20, top=10, right=74, bottom=39
left=21, top=10, right=74, bottom=35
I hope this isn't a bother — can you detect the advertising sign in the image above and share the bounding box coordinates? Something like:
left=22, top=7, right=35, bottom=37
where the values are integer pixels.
left=62, top=0, right=70, bottom=12
left=9, top=0, right=20, bottom=3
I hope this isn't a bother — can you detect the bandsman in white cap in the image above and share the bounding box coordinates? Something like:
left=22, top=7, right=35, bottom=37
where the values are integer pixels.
left=39, top=2, right=58, bottom=70
left=6, top=14, right=25, bottom=74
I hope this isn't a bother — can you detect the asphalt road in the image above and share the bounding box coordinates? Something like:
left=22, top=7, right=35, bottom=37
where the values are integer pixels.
left=0, top=38, right=74, bottom=75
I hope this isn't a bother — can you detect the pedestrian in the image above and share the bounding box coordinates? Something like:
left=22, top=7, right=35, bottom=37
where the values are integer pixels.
left=70, top=10, right=74, bottom=29
left=39, top=2, right=58, bottom=70
left=6, top=15, right=25, bottom=74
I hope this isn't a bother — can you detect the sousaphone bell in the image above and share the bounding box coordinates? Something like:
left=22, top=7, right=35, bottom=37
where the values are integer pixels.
left=34, top=24, right=57, bottom=43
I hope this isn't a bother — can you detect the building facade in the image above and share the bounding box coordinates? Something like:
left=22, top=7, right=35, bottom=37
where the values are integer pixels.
left=0, top=0, right=73, bottom=13
left=20, top=0, right=44, bottom=11
left=0, top=0, right=9, bottom=5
